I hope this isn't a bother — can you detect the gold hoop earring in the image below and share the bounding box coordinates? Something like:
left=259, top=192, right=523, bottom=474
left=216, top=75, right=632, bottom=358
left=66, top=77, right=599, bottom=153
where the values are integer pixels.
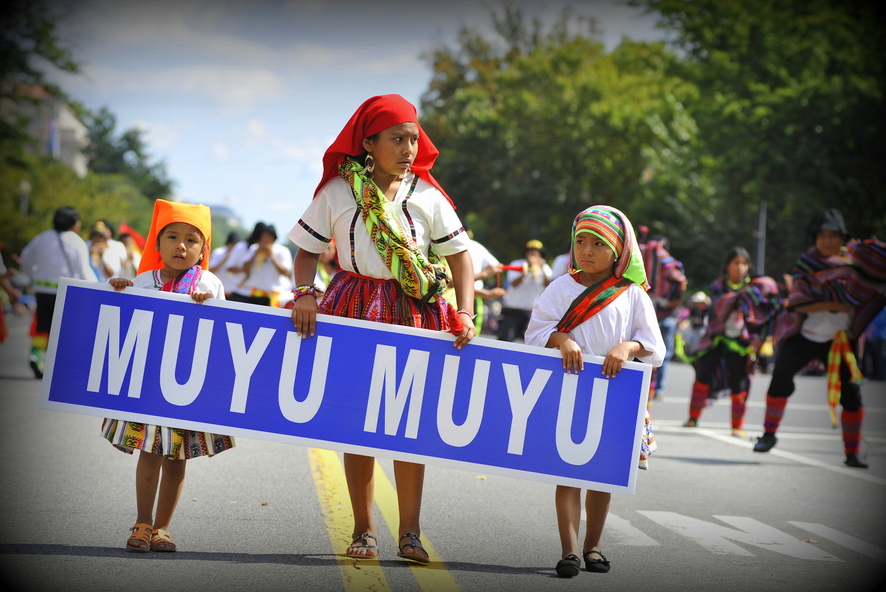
left=364, top=154, right=375, bottom=174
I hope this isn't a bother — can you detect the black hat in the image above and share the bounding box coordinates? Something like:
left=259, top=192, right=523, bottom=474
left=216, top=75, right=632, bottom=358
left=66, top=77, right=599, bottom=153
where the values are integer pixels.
left=809, top=209, right=848, bottom=242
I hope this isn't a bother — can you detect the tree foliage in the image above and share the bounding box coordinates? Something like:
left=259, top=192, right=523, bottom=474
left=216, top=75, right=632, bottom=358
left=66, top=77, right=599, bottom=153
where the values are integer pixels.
left=635, top=0, right=886, bottom=276
left=0, top=0, right=80, bottom=157
left=421, top=6, right=712, bottom=277
left=0, top=153, right=155, bottom=257
left=85, top=107, right=173, bottom=201
left=422, top=2, right=885, bottom=285
left=1, top=2, right=172, bottom=258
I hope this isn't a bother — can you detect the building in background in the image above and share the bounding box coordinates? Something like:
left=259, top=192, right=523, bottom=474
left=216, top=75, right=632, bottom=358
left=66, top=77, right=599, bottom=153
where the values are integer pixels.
left=8, top=83, right=89, bottom=178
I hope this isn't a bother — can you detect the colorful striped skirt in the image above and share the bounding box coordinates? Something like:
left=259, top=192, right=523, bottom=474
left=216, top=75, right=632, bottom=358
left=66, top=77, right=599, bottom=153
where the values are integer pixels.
left=639, top=409, right=657, bottom=470
left=319, top=271, right=463, bottom=334
left=101, top=418, right=235, bottom=460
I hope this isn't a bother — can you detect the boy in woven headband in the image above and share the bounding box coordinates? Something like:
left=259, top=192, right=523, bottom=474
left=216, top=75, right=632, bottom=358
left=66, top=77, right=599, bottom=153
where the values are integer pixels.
left=525, top=205, right=664, bottom=578
left=103, top=199, right=235, bottom=553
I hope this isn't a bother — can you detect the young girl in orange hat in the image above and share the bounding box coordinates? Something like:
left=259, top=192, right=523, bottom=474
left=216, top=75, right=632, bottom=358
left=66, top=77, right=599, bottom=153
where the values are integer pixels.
left=103, top=199, right=235, bottom=553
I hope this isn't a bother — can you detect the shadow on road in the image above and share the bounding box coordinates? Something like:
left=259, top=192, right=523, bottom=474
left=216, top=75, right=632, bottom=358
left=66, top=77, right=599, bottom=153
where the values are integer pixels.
left=0, top=544, right=551, bottom=576
left=654, top=456, right=763, bottom=466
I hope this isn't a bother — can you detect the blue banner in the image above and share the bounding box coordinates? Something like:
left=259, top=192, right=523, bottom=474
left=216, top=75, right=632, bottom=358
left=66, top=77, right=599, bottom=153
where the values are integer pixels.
left=40, top=279, right=652, bottom=494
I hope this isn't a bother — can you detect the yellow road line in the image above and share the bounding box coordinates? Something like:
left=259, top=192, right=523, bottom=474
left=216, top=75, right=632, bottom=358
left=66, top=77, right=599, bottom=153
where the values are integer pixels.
left=373, top=459, right=464, bottom=592
left=309, top=448, right=390, bottom=591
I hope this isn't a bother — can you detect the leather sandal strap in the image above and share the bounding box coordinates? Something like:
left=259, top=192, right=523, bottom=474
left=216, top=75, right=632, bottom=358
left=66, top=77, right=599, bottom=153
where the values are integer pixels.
left=351, top=532, right=377, bottom=543
left=399, top=532, right=422, bottom=549
left=129, top=523, right=152, bottom=540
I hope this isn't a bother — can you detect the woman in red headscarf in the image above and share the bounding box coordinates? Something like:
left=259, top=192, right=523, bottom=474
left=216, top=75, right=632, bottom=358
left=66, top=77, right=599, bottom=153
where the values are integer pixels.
left=288, top=95, right=475, bottom=564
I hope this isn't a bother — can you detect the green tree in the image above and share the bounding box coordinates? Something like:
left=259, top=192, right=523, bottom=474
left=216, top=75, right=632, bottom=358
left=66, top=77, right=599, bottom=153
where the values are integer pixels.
left=0, top=0, right=80, bottom=159
left=420, top=7, right=713, bottom=275
left=635, top=0, right=886, bottom=276
left=85, top=107, right=173, bottom=201
left=1, top=2, right=167, bottom=257
left=0, top=153, right=155, bottom=257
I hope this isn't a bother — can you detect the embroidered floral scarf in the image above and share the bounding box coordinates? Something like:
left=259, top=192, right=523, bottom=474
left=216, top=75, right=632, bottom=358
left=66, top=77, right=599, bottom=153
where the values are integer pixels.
left=340, top=159, right=449, bottom=302
left=160, top=265, right=203, bottom=295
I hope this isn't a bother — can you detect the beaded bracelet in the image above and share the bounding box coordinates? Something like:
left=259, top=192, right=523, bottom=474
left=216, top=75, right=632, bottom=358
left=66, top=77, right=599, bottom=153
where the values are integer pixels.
left=457, top=309, right=477, bottom=320
left=292, top=285, right=318, bottom=300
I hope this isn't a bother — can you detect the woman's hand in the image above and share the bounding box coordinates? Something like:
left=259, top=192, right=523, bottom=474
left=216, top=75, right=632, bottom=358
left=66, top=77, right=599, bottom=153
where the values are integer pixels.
left=445, top=249, right=476, bottom=350
left=453, top=314, right=476, bottom=350
left=291, top=295, right=318, bottom=338
left=108, top=278, right=133, bottom=292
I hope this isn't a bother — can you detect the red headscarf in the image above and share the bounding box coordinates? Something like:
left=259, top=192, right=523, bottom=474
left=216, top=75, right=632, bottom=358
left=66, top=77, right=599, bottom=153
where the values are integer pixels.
left=314, top=94, right=452, bottom=205
left=138, top=199, right=213, bottom=274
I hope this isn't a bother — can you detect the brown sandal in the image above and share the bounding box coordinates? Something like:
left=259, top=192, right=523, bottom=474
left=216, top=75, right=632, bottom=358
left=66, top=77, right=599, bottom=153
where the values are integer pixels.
left=346, top=533, right=378, bottom=559
left=150, top=528, right=177, bottom=552
left=125, top=523, right=152, bottom=552
left=397, top=532, right=430, bottom=564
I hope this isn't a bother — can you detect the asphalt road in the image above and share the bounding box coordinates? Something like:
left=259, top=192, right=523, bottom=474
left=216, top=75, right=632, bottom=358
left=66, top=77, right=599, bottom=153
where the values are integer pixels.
left=1, top=311, right=884, bottom=592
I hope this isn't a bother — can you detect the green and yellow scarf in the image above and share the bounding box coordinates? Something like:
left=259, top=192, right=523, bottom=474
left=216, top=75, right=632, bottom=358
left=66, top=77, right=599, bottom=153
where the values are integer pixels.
left=340, top=159, right=449, bottom=302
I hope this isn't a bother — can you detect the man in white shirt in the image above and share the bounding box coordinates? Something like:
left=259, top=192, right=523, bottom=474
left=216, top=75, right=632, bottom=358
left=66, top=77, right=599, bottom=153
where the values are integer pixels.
left=497, top=239, right=553, bottom=342
left=20, top=207, right=97, bottom=377
left=465, top=237, right=506, bottom=333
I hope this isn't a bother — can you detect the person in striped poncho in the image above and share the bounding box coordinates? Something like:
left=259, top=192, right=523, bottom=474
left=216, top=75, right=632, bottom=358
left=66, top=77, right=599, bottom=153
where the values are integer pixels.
left=682, top=247, right=782, bottom=437
left=753, top=209, right=886, bottom=468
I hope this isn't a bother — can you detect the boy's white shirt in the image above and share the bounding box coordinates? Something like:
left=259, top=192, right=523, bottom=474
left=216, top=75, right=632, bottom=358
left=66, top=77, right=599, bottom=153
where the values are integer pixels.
left=525, top=273, right=666, bottom=366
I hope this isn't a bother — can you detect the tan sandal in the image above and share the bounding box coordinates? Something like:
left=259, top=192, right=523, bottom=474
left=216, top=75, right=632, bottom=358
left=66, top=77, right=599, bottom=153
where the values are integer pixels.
left=150, top=528, right=177, bottom=552
left=125, top=523, right=152, bottom=552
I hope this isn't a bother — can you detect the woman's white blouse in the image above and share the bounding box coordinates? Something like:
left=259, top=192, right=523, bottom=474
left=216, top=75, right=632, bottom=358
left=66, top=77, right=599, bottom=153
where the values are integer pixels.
left=288, top=175, right=469, bottom=279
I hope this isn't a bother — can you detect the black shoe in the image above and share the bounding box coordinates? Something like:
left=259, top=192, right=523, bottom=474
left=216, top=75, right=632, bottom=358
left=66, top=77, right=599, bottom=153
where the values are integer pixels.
left=29, top=358, right=43, bottom=379
left=555, top=554, right=581, bottom=577
left=583, top=550, right=610, bottom=573
left=753, top=432, right=777, bottom=452
left=845, top=453, right=869, bottom=469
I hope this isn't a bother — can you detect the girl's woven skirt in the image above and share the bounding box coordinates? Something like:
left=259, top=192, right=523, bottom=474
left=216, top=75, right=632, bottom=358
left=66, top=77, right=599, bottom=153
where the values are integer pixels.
left=101, top=419, right=235, bottom=460
left=319, top=271, right=463, bottom=334
left=639, top=409, right=656, bottom=470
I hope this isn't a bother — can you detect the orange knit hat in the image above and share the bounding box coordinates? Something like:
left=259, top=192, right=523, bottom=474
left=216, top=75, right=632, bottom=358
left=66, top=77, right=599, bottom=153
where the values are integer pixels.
left=138, top=199, right=213, bottom=274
